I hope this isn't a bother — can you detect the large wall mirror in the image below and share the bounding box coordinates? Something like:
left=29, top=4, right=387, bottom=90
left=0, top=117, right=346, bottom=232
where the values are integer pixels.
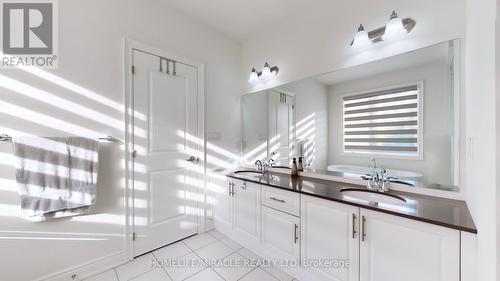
left=242, top=39, right=461, bottom=192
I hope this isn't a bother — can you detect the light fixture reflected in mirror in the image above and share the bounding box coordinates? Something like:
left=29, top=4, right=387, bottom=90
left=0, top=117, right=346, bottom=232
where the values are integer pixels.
left=350, top=11, right=415, bottom=47
left=352, top=24, right=371, bottom=47
left=260, top=62, right=272, bottom=79
left=248, top=67, right=258, bottom=83
left=248, top=62, right=279, bottom=83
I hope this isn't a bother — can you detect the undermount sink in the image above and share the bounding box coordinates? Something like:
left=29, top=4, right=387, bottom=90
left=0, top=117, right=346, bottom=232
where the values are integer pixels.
left=233, top=170, right=264, bottom=179
left=340, top=188, right=406, bottom=205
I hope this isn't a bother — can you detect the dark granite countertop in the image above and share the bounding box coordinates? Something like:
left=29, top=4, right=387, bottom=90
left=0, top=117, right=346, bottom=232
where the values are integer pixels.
left=227, top=171, right=477, bottom=233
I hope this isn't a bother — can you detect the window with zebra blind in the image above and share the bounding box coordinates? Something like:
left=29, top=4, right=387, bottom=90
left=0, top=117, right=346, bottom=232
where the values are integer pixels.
left=342, top=83, right=423, bottom=159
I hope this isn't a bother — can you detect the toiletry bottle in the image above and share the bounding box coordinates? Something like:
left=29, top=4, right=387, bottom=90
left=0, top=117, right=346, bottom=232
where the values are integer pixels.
left=291, top=158, right=298, bottom=176
left=298, top=157, right=304, bottom=172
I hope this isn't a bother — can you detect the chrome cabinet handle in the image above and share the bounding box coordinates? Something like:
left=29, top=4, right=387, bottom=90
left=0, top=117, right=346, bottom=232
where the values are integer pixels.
left=352, top=214, right=357, bottom=239
left=294, top=224, right=299, bottom=244
left=269, top=197, right=286, bottom=203
left=361, top=216, right=366, bottom=242
left=228, top=182, right=235, bottom=196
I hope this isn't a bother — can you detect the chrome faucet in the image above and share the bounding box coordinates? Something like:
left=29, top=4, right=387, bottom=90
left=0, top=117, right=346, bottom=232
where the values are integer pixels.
left=256, top=159, right=275, bottom=171
left=255, top=160, right=263, bottom=171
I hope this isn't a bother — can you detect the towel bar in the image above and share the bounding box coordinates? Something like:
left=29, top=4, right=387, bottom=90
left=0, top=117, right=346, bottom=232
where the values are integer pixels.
left=0, top=134, right=122, bottom=143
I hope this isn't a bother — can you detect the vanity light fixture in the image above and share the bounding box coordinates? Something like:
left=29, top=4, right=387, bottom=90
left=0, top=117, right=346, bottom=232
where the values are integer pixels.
left=248, top=62, right=280, bottom=83
left=352, top=24, right=371, bottom=47
left=382, top=11, right=406, bottom=40
left=350, top=11, right=415, bottom=47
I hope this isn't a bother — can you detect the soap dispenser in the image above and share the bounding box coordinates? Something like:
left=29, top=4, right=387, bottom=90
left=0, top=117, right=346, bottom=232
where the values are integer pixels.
left=298, top=157, right=304, bottom=172
left=291, top=158, right=298, bottom=176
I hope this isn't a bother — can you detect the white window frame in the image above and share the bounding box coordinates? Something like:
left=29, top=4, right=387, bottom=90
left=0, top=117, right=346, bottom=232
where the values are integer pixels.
left=341, top=81, right=424, bottom=161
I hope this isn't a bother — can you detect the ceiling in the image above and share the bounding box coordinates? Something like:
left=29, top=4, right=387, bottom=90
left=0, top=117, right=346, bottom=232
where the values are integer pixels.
left=315, top=42, right=451, bottom=85
left=160, top=0, right=311, bottom=41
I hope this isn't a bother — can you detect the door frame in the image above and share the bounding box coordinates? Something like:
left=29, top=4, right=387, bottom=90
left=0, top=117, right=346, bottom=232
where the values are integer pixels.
left=124, top=38, right=206, bottom=260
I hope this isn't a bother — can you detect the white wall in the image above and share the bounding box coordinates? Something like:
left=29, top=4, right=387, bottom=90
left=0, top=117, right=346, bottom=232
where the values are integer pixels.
left=280, top=80, right=329, bottom=169
left=0, top=1, right=242, bottom=280
left=464, top=0, right=497, bottom=280
left=243, top=0, right=465, bottom=94
left=328, top=61, right=454, bottom=186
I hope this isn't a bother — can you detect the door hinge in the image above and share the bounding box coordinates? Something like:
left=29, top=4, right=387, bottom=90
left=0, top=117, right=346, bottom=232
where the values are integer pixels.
left=132, top=149, right=137, bottom=158
left=131, top=65, right=135, bottom=75
left=132, top=232, right=137, bottom=241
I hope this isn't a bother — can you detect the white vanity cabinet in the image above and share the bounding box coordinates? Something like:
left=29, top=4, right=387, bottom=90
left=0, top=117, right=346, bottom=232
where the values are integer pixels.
left=215, top=177, right=465, bottom=281
left=233, top=181, right=261, bottom=249
left=300, top=195, right=360, bottom=281
left=359, top=209, right=460, bottom=281
left=261, top=206, right=300, bottom=262
left=212, top=176, right=235, bottom=234
left=213, top=177, right=261, bottom=249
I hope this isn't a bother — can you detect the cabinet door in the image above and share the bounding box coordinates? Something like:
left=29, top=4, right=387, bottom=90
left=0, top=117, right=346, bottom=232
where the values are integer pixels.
left=261, top=206, right=300, bottom=262
left=301, top=195, right=359, bottom=281
left=212, top=176, right=234, bottom=234
left=233, top=181, right=261, bottom=248
left=360, top=209, right=459, bottom=281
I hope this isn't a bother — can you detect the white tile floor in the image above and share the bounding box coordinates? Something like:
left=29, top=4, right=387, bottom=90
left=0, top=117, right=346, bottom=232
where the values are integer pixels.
left=84, top=230, right=297, bottom=281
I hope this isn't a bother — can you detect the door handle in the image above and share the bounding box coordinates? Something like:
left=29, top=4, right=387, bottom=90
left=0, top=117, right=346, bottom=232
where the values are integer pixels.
left=187, top=156, right=199, bottom=162
left=228, top=182, right=234, bottom=196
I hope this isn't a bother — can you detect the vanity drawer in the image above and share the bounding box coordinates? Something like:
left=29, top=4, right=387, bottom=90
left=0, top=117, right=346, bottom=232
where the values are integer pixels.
left=261, top=186, right=300, bottom=217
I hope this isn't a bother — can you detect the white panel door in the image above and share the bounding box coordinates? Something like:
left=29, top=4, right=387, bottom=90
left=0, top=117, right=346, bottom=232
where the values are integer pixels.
left=133, top=50, right=200, bottom=256
left=359, top=209, right=460, bottom=281
left=261, top=206, right=300, bottom=262
left=301, top=195, right=359, bottom=281
left=233, top=181, right=261, bottom=248
left=268, top=91, right=295, bottom=166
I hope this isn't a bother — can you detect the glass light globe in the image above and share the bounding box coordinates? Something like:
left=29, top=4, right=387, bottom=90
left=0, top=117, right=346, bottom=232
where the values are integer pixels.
left=248, top=68, right=258, bottom=83
left=382, top=11, right=406, bottom=40
left=352, top=24, right=370, bottom=47
left=260, top=62, right=272, bottom=80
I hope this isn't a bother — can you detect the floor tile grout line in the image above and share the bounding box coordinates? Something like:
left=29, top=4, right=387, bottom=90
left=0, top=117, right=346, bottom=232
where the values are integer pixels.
left=113, top=268, right=120, bottom=281
left=158, top=249, right=208, bottom=281
left=177, top=265, right=207, bottom=281
left=209, top=266, right=228, bottom=281
left=118, top=254, right=159, bottom=281
left=236, top=266, right=261, bottom=281
left=218, top=238, right=243, bottom=252
left=182, top=236, right=219, bottom=252
left=259, top=266, right=283, bottom=281
left=111, top=234, right=289, bottom=281
left=121, top=267, right=157, bottom=281
left=152, top=252, right=174, bottom=281
left=153, top=244, right=195, bottom=261
left=207, top=230, right=225, bottom=241
left=208, top=250, right=257, bottom=281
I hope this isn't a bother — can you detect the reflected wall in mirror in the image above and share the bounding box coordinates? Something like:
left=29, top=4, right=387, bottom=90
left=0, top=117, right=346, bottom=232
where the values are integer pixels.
left=242, top=39, right=460, bottom=192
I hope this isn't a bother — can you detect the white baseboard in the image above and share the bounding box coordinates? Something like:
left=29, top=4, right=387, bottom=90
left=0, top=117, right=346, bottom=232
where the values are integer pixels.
left=37, top=251, right=128, bottom=281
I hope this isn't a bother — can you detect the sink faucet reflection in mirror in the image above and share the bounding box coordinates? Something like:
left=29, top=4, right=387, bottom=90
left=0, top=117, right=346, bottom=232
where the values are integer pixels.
left=255, top=159, right=274, bottom=171
left=366, top=159, right=394, bottom=192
